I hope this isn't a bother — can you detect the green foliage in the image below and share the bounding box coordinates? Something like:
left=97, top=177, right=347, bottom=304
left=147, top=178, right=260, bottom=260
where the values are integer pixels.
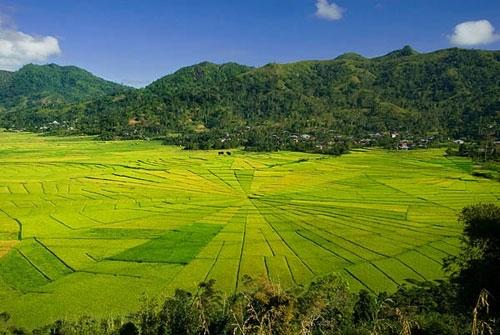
left=6, top=274, right=488, bottom=335
left=297, top=275, right=354, bottom=334
left=445, top=203, right=500, bottom=316
left=353, top=290, right=377, bottom=325
left=231, top=275, right=297, bottom=334
left=0, top=64, right=129, bottom=130
left=74, top=47, right=500, bottom=143
left=119, top=322, right=139, bottom=335
left=1, top=48, right=499, bottom=150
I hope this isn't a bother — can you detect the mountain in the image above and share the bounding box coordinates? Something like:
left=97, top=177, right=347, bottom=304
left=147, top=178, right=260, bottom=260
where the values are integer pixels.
left=1, top=47, right=499, bottom=146
left=378, top=45, right=419, bottom=59
left=0, top=64, right=130, bottom=128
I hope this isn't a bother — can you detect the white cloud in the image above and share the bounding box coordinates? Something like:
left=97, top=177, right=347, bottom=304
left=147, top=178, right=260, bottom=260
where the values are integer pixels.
left=0, top=20, right=61, bottom=71
left=315, top=0, right=344, bottom=21
left=449, top=20, right=500, bottom=47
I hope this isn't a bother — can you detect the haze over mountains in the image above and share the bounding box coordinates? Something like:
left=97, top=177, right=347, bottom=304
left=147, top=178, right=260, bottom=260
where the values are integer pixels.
left=0, top=46, right=498, bottom=142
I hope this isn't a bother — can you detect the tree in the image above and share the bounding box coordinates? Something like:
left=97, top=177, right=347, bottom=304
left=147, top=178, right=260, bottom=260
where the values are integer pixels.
left=119, top=321, right=139, bottom=335
left=298, top=274, right=354, bottom=334
left=353, top=290, right=377, bottom=325
left=445, top=203, right=500, bottom=316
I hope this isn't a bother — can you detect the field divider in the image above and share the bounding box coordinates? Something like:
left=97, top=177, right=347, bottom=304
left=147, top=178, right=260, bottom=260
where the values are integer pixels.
left=16, top=249, right=52, bottom=282
left=282, top=202, right=458, bottom=237
left=263, top=257, right=270, bottom=279
left=260, top=228, right=276, bottom=256
left=343, top=268, right=373, bottom=293
left=78, top=270, right=143, bottom=279
left=208, top=169, right=240, bottom=192
left=100, top=188, right=136, bottom=200
left=105, top=258, right=190, bottom=265
left=21, top=183, right=30, bottom=194
left=201, top=241, right=225, bottom=284
left=85, top=253, right=99, bottom=262
left=284, top=256, right=297, bottom=285
left=363, top=173, right=456, bottom=212
left=187, top=169, right=237, bottom=194
left=235, top=211, right=249, bottom=292
left=249, top=200, right=316, bottom=275
left=112, top=172, right=161, bottom=184
left=81, top=188, right=117, bottom=200
left=137, top=159, right=165, bottom=168
left=295, top=230, right=355, bottom=264
left=369, top=261, right=401, bottom=287
left=394, top=258, right=426, bottom=281
left=34, top=238, right=76, bottom=272
left=49, top=215, right=76, bottom=230
left=40, top=182, right=47, bottom=195
left=269, top=204, right=386, bottom=259
left=0, top=208, right=22, bottom=240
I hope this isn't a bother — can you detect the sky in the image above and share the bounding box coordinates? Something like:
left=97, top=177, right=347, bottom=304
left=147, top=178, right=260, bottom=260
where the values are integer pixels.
left=0, top=0, right=499, bottom=87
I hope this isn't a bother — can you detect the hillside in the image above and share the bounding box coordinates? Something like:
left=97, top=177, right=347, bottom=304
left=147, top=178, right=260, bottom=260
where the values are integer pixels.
left=1, top=47, right=499, bottom=144
left=0, top=64, right=130, bottom=129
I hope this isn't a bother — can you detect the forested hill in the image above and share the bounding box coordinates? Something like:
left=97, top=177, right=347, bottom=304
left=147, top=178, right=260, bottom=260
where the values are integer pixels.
left=1, top=47, right=499, bottom=144
left=0, top=64, right=130, bottom=128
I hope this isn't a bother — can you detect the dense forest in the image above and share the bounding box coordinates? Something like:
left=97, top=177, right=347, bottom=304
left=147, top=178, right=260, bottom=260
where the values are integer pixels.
left=1, top=203, right=499, bottom=335
left=0, top=47, right=498, bottom=153
left=0, top=64, right=129, bottom=129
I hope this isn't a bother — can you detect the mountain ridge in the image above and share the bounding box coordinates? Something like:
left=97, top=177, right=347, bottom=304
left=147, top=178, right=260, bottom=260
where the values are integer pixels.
left=0, top=47, right=498, bottom=148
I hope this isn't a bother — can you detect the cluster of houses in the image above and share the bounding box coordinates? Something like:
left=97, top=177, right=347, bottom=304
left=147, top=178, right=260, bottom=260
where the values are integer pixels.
left=38, top=120, right=75, bottom=132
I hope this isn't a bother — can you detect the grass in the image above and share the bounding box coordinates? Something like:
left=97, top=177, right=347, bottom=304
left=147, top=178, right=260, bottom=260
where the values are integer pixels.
left=0, top=131, right=498, bottom=329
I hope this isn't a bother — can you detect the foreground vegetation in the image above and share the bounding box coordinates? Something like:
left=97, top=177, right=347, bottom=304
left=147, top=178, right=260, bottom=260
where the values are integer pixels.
left=0, top=132, right=498, bottom=330
left=2, top=203, right=499, bottom=335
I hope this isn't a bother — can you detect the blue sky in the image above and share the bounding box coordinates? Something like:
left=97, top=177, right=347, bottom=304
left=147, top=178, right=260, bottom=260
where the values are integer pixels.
left=0, top=0, right=499, bottom=86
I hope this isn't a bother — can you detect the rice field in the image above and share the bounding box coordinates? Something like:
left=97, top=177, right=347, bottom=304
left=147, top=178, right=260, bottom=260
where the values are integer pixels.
left=0, top=132, right=498, bottom=328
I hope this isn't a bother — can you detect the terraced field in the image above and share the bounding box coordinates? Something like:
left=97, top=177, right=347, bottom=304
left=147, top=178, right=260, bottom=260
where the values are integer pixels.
left=0, top=132, right=498, bottom=328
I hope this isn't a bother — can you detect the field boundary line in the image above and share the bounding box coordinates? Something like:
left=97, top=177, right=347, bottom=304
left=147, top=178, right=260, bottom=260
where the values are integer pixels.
left=284, top=203, right=458, bottom=237
left=343, top=268, right=373, bottom=293
left=271, top=206, right=385, bottom=259
left=394, top=258, right=427, bottom=281
left=16, top=249, right=52, bottom=282
left=235, top=210, right=248, bottom=292
left=187, top=169, right=236, bottom=194
left=260, top=228, right=276, bottom=256
left=0, top=208, right=22, bottom=240
left=201, top=241, right=225, bottom=285
left=369, top=261, right=400, bottom=287
left=295, top=230, right=355, bottom=264
left=284, top=256, right=297, bottom=285
left=208, top=169, right=239, bottom=191
left=34, top=238, right=76, bottom=272
left=363, top=173, right=456, bottom=212
left=263, top=256, right=270, bottom=279
left=81, top=188, right=116, bottom=200
left=249, top=201, right=316, bottom=275
left=21, top=183, right=30, bottom=194
left=49, top=214, right=76, bottom=230
left=78, top=270, right=142, bottom=279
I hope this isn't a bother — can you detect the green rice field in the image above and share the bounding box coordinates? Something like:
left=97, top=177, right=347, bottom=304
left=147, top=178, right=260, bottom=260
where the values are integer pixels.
left=0, top=132, right=498, bottom=328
